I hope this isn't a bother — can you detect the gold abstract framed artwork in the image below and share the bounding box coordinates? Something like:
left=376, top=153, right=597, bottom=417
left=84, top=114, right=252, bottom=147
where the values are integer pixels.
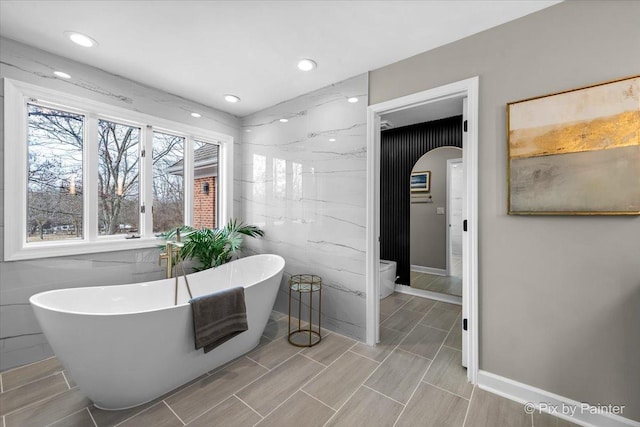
left=507, top=75, right=640, bottom=215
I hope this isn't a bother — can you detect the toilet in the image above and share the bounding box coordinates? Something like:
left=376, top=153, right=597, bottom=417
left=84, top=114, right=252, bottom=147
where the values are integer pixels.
left=379, top=260, right=397, bottom=299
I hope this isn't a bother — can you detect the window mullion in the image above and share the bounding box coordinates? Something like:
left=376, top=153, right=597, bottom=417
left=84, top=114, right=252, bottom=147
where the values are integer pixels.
left=184, top=136, right=194, bottom=227
left=142, top=125, right=154, bottom=237
left=85, top=114, right=99, bottom=242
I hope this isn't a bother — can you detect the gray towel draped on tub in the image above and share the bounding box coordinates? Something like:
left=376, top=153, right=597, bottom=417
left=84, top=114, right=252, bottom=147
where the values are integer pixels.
left=190, top=287, right=248, bottom=353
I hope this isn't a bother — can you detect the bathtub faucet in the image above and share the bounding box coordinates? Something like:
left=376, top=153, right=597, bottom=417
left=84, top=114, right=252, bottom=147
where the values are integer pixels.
left=159, top=228, right=184, bottom=279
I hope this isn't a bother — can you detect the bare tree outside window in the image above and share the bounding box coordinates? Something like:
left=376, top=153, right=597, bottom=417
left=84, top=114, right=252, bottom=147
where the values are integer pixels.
left=153, top=132, right=185, bottom=233
left=98, top=120, right=141, bottom=235
left=27, top=104, right=83, bottom=242
left=26, top=106, right=193, bottom=241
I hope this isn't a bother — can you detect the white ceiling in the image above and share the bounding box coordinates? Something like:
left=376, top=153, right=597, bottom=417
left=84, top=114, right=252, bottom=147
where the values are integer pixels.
left=0, top=1, right=561, bottom=117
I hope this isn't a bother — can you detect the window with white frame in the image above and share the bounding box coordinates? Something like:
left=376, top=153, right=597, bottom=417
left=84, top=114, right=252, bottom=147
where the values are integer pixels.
left=4, top=79, right=233, bottom=261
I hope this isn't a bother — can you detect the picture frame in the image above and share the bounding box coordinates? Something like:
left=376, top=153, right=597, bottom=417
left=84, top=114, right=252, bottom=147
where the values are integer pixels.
left=507, top=75, right=640, bottom=215
left=410, top=171, right=431, bottom=193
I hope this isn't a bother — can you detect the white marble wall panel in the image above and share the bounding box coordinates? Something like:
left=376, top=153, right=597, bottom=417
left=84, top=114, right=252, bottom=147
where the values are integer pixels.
left=0, top=38, right=241, bottom=370
left=240, top=75, right=368, bottom=340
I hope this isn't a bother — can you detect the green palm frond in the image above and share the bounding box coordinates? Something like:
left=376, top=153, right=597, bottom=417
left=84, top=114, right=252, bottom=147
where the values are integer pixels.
left=160, top=219, right=263, bottom=270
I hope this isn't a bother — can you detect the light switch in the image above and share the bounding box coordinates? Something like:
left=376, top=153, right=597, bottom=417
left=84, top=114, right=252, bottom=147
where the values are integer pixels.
left=436, top=207, right=445, bottom=215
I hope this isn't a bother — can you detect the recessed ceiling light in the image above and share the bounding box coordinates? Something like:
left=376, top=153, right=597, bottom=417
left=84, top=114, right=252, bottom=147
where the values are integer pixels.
left=279, top=118, right=289, bottom=123
left=191, top=112, right=201, bottom=118
left=53, top=71, right=71, bottom=79
left=245, top=129, right=252, bottom=133
left=65, top=31, right=97, bottom=48
left=347, top=97, right=359, bottom=103
left=329, top=138, right=336, bottom=142
left=224, top=94, right=241, bottom=103
left=297, top=59, right=317, bottom=71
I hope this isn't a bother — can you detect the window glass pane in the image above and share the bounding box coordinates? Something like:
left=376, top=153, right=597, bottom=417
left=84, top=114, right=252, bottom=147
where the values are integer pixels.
left=193, top=141, right=219, bottom=229
left=153, top=132, right=185, bottom=233
left=98, top=120, right=140, bottom=235
left=27, top=104, right=84, bottom=242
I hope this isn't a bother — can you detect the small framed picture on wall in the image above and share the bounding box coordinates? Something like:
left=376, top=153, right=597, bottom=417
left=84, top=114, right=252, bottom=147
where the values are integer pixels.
left=410, top=171, right=431, bottom=193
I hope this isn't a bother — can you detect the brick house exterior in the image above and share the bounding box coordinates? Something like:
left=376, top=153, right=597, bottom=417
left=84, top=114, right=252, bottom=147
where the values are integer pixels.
left=167, top=143, right=218, bottom=229
left=193, top=176, right=216, bottom=229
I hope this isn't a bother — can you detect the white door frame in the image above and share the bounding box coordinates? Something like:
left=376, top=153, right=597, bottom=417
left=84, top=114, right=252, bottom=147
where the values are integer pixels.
left=365, top=76, right=479, bottom=384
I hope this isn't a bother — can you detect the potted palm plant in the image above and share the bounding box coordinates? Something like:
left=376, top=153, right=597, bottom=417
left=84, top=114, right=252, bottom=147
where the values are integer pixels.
left=161, top=219, right=264, bottom=271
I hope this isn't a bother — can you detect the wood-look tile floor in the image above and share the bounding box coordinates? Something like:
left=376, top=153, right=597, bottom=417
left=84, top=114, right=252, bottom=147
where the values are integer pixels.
left=0, top=294, right=577, bottom=427
left=410, top=271, right=462, bottom=296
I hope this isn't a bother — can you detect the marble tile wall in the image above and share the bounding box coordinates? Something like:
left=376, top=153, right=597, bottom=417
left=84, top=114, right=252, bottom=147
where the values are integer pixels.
left=239, top=74, right=368, bottom=340
left=0, top=37, right=241, bottom=370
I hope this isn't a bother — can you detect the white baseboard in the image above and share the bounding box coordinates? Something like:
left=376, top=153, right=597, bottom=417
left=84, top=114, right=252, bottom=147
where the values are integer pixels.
left=477, top=370, right=639, bottom=427
left=394, top=285, right=461, bottom=305
left=411, top=265, right=447, bottom=276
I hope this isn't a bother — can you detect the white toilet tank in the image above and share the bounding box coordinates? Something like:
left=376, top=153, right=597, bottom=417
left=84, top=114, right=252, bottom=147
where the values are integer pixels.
left=379, top=260, right=397, bottom=299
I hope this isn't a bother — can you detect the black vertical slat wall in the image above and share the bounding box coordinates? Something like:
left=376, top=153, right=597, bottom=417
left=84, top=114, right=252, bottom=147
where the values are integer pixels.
left=380, top=115, right=463, bottom=286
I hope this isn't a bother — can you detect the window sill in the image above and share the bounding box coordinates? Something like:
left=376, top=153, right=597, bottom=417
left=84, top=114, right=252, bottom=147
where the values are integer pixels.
left=4, top=237, right=163, bottom=262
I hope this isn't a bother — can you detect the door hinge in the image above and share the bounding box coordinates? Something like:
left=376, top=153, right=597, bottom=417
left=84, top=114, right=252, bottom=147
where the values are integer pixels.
left=463, top=219, right=468, bottom=232
left=463, top=120, right=468, bottom=132
left=463, top=318, right=468, bottom=331
left=141, top=149, right=146, bottom=158
left=140, top=204, right=146, bottom=213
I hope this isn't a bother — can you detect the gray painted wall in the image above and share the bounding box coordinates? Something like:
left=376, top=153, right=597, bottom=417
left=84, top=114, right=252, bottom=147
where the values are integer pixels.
left=0, top=38, right=241, bottom=370
left=410, top=147, right=462, bottom=270
left=370, top=1, right=640, bottom=421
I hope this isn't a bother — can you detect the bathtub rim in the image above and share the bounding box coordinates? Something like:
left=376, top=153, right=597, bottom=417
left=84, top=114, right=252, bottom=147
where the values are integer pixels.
left=29, top=253, right=285, bottom=317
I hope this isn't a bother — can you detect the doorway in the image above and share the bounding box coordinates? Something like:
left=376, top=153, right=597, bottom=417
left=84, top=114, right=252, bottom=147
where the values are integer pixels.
left=365, top=76, right=479, bottom=384
left=406, top=147, right=464, bottom=303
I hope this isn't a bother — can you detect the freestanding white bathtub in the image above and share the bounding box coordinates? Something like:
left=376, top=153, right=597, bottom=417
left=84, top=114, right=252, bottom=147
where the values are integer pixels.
left=30, top=254, right=285, bottom=410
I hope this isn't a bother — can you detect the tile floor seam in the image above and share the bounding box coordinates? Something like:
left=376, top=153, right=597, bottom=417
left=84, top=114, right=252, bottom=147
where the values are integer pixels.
left=85, top=407, right=98, bottom=427
left=461, top=384, right=477, bottom=427
left=395, top=346, right=434, bottom=363
left=232, top=352, right=303, bottom=398
left=43, top=408, right=88, bottom=427
left=0, top=370, right=64, bottom=394
left=361, top=384, right=406, bottom=407
left=233, top=393, right=264, bottom=421
left=421, top=380, right=471, bottom=401
left=385, top=344, right=438, bottom=427
left=112, top=401, right=159, bottom=427
left=418, top=318, right=456, bottom=333
left=249, top=386, right=301, bottom=420
left=419, top=322, right=453, bottom=385
left=380, top=296, right=413, bottom=319
left=346, top=349, right=381, bottom=365
left=446, top=312, right=462, bottom=333
left=298, top=338, right=358, bottom=385
left=1, top=384, right=73, bottom=419
left=0, top=356, right=58, bottom=376
left=319, top=326, right=412, bottom=427
left=389, top=381, right=420, bottom=427
left=245, top=355, right=275, bottom=372
left=441, top=343, right=462, bottom=352
left=60, top=371, right=71, bottom=389
left=298, top=352, right=328, bottom=368
left=163, top=400, right=186, bottom=426
left=299, top=389, right=337, bottom=413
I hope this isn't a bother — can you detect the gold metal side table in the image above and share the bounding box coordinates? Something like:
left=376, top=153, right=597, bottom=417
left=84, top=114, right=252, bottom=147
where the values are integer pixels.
left=288, top=274, right=322, bottom=347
